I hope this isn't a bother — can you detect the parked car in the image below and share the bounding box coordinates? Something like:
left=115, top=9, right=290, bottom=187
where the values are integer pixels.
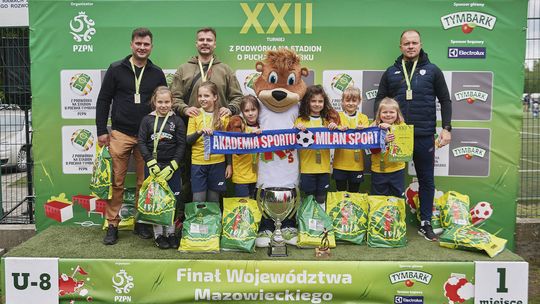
left=0, top=109, right=31, bottom=171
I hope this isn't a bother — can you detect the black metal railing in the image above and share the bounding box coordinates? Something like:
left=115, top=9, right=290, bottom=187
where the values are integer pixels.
left=0, top=27, right=33, bottom=224
left=518, top=1, right=540, bottom=218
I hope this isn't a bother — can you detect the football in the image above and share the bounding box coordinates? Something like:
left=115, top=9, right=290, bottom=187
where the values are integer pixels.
left=296, top=130, right=315, bottom=147
left=470, top=201, right=493, bottom=225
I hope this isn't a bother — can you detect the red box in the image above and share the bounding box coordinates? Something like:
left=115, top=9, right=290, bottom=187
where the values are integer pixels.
left=95, top=199, right=107, bottom=214
left=72, top=195, right=96, bottom=211
left=44, top=201, right=73, bottom=223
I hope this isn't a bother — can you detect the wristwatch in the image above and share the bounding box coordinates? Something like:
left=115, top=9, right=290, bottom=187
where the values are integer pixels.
left=443, top=126, right=452, bottom=132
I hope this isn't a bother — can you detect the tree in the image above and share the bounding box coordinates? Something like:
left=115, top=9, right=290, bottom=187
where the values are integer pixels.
left=524, top=59, right=540, bottom=94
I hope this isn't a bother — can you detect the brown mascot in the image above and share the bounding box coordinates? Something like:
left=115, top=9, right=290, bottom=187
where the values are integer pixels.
left=252, top=48, right=308, bottom=248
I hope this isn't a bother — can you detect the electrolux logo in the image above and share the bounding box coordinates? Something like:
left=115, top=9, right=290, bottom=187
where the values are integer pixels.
left=394, top=295, right=424, bottom=304
left=448, top=47, right=486, bottom=59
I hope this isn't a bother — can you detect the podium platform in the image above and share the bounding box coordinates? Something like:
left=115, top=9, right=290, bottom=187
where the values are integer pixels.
left=2, top=226, right=528, bottom=304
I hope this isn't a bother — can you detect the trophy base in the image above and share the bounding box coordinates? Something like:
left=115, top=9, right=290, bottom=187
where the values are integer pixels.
left=268, top=245, right=288, bottom=257
left=315, top=248, right=331, bottom=258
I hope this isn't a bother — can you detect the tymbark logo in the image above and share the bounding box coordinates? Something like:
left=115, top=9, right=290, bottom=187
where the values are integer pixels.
left=440, top=11, right=497, bottom=30
left=240, top=3, right=312, bottom=34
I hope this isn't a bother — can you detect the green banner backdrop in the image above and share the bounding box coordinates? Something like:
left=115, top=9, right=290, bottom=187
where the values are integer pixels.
left=29, top=0, right=527, bottom=249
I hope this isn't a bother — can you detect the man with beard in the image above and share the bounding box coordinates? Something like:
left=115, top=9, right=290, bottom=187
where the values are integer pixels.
left=170, top=27, right=243, bottom=206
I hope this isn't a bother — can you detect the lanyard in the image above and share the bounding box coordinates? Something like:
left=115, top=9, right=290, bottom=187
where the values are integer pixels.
left=198, top=57, right=214, bottom=82
left=347, top=112, right=360, bottom=155
left=309, top=116, right=323, bottom=163
left=246, top=124, right=259, bottom=171
left=152, top=112, right=171, bottom=158
left=201, top=109, right=213, bottom=128
left=130, top=59, right=146, bottom=95
left=402, top=59, right=417, bottom=100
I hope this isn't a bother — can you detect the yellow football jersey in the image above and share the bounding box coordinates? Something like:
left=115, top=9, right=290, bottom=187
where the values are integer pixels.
left=295, top=116, right=331, bottom=174
left=187, top=111, right=229, bottom=165
left=333, top=111, right=370, bottom=171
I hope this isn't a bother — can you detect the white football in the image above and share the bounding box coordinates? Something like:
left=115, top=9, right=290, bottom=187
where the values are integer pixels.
left=471, top=201, right=493, bottom=224
left=296, top=130, right=315, bottom=148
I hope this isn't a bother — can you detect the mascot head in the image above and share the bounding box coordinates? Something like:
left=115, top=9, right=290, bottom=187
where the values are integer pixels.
left=254, top=48, right=308, bottom=113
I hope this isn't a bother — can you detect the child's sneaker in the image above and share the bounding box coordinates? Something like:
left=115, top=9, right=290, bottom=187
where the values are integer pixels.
left=167, top=234, right=180, bottom=249
left=255, top=230, right=272, bottom=248
left=281, top=227, right=298, bottom=246
left=155, top=235, right=170, bottom=249
left=418, top=222, right=438, bottom=241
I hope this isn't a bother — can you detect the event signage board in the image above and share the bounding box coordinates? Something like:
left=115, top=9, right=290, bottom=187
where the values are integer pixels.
left=474, top=261, right=529, bottom=304
left=3, top=258, right=479, bottom=303
left=29, top=1, right=527, bottom=250
left=0, top=1, right=28, bottom=27
left=2, top=258, right=529, bottom=303
left=4, top=257, right=59, bottom=304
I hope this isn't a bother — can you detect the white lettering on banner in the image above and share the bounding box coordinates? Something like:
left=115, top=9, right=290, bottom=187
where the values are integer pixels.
left=195, top=288, right=333, bottom=303
left=440, top=12, right=497, bottom=30
left=226, top=269, right=352, bottom=286
left=177, top=268, right=222, bottom=282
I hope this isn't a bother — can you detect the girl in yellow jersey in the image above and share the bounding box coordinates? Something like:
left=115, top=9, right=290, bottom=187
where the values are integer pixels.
left=226, top=95, right=261, bottom=198
left=370, top=97, right=406, bottom=197
left=333, top=87, right=369, bottom=192
left=186, top=81, right=230, bottom=203
left=294, top=85, right=339, bottom=210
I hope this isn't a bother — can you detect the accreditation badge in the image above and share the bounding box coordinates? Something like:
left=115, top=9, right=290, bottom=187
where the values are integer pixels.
left=134, top=93, right=141, bottom=104
left=406, top=89, right=413, bottom=100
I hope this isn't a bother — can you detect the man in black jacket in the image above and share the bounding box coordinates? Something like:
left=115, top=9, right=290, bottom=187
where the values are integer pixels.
left=375, top=29, right=452, bottom=241
left=95, top=28, right=167, bottom=245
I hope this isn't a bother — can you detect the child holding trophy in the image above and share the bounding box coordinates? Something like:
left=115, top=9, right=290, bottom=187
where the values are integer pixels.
left=294, top=85, right=339, bottom=210
left=226, top=95, right=262, bottom=198
left=332, top=87, right=369, bottom=192
left=138, top=86, right=186, bottom=249
left=186, top=81, right=230, bottom=204
left=370, top=97, right=406, bottom=197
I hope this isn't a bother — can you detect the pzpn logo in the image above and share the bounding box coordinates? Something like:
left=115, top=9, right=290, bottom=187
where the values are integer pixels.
left=70, top=11, right=96, bottom=52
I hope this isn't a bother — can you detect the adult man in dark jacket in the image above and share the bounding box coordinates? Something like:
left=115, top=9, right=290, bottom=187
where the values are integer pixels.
left=96, top=28, right=167, bottom=245
left=375, top=29, right=452, bottom=241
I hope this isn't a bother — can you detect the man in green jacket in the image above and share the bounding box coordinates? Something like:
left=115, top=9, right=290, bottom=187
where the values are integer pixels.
left=171, top=27, right=242, bottom=118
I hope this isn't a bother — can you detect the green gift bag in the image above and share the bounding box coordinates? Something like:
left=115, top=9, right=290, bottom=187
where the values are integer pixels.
left=297, top=195, right=336, bottom=248
left=441, top=191, right=471, bottom=229
left=180, top=202, right=222, bottom=253
left=439, top=225, right=506, bottom=258
left=367, top=195, right=407, bottom=248
left=136, top=176, right=176, bottom=226
left=327, top=192, right=368, bottom=245
left=89, top=145, right=113, bottom=199
left=220, top=198, right=262, bottom=253
left=102, top=187, right=137, bottom=231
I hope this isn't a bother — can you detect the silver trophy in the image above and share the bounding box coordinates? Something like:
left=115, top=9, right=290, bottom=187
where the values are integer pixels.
left=256, top=187, right=300, bottom=257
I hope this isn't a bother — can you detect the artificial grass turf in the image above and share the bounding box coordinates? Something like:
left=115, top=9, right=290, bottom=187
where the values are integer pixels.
left=5, top=225, right=523, bottom=262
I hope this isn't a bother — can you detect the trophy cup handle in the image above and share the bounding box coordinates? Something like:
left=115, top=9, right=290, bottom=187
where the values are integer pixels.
left=256, top=185, right=269, bottom=219
left=289, top=186, right=301, bottom=219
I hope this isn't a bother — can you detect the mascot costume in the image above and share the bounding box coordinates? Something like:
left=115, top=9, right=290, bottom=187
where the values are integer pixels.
left=253, top=48, right=308, bottom=246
